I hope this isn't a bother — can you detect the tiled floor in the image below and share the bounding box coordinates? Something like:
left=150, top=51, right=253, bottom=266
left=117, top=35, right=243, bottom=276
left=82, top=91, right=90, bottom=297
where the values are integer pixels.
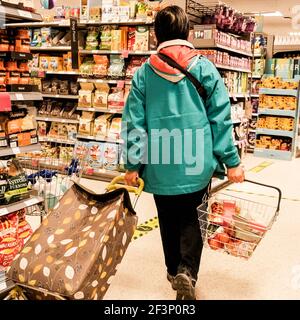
left=28, top=154, right=300, bottom=300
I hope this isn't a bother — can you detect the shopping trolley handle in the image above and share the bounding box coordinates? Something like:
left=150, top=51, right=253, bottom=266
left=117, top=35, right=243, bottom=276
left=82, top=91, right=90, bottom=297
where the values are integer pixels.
left=243, top=179, right=282, bottom=213
left=106, top=175, right=144, bottom=196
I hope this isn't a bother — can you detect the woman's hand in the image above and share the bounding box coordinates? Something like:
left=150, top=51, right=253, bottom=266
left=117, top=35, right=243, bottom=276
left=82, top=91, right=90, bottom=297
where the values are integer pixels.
left=227, top=165, right=245, bottom=183
left=124, top=170, right=139, bottom=186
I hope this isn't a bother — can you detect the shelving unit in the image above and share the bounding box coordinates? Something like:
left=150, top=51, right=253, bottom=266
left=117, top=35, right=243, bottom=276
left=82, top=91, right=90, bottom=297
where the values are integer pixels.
left=76, top=107, right=122, bottom=114
left=2, top=92, right=43, bottom=101
left=215, top=64, right=251, bottom=73
left=30, top=46, right=71, bottom=51
left=35, top=116, right=79, bottom=124
left=77, top=134, right=123, bottom=144
left=78, top=78, right=132, bottom=85
left=0, top=3, right=42, bottom=22
left=0, top=144, right=41, bottom=157
left=0, top=196, right=44, bottom=217
left=254, top=85, right=300, bottom=160
left=39, top=137, right=76, bottom=145
left=80, top=50, right=156, bottom=55
left=41, top=94, right=79, bottom=99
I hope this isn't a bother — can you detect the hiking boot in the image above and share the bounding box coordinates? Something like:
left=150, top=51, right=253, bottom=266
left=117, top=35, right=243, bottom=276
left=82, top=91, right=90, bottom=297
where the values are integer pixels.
left=167, top=273, right=177, bottom=290
left=173, top=267, right=196, bottom=300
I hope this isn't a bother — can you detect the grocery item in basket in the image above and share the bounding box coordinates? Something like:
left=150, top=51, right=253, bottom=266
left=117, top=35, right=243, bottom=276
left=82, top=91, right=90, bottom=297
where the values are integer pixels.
left=78, top=111, right=94, bottom=136
left=0, top=212, right=19, bottom=270
left=94, top=114, right=111, bottom=137
left=103, top=143, right=119, bottom=170
left=108, top=117, right=122, bottom=140
left=93, top=83, right=110, bottom=108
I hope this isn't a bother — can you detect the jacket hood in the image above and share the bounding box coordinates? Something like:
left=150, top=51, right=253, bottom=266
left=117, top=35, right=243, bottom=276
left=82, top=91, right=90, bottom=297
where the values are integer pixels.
left=149, top=39, right=199, bottom=83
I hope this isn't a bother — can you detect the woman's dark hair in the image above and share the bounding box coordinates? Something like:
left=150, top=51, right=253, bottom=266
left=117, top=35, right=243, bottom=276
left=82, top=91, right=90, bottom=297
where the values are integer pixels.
left=154, top=5, right=190, bottom=45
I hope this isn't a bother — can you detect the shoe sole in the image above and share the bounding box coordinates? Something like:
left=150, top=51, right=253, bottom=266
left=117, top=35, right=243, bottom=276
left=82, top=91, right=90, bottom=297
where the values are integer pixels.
left=173, top=273, right=196, bottom=300
left=167, top=274, right=177, bottom=291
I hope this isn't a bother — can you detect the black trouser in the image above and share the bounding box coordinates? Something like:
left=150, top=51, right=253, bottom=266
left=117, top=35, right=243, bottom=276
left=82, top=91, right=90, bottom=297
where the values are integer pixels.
left=154, top=187, right=209, bottom=281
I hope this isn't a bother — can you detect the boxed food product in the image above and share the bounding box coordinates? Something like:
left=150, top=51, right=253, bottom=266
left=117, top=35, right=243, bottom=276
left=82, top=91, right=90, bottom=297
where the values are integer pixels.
left=48, top=122, right=59, bottom=137
left=79, top=58, right=94, bottom=77
left=93, top=83, right=110, bottom=108
left=127, top=27, right=135, bottom=51
left=49, top=56, right=63, bottom=72
left=74, top=141, right=89, bottom=160
left=108, top=117, right=122, bottom=139
left=103, top=142, right=119, bottom=170
left=78, top=82, right=94, bottom=108
left=37, top=121, right=47, bottom=137
left=100, top=26, right=112, bottom=50
left=39, top=55, right=50, bottom=70
left=134, top=26, right=149, bottom=51
left=94, top=114, right=111, bottom=137
left=31, top=28, right=42, bottom=47
left=78, top=111, right=94, bottom=136
left=111, top=29, right=122, bottom=51
left=149, top=26, right=157, bottom=50
left=58, top=123, right=69, bottom=139
left=67, top=124, right=78, bottom=141
left=63, top=52, right=73, bottom=72
left=88, top=142, right=104, bottom=172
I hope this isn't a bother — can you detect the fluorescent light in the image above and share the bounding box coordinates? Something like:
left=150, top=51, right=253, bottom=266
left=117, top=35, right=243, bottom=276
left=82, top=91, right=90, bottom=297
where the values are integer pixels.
left=254, top=11, right=283, bottom=17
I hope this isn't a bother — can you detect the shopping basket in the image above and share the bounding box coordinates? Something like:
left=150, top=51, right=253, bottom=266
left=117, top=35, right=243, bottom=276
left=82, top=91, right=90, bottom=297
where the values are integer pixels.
left=198, top=179, right=282, bottom=260
left=4, top=176, right=144, bottom=300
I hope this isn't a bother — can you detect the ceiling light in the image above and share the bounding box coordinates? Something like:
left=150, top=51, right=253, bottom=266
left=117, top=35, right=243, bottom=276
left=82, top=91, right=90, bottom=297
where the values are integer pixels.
left=254, top=11, right=283, bottom=17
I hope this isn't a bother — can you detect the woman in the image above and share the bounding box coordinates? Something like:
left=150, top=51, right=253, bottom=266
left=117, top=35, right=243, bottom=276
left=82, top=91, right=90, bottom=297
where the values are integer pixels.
left=121, top=5, right=245, bottom=300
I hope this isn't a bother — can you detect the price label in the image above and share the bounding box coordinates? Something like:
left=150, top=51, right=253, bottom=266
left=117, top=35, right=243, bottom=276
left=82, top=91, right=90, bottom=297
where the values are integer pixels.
left=18, top=10, right=32, bottom=19
left=15, top=93, right=23, bottom=100
left=0, top=208, right=9, bottom=216
left=11, top=147, right=20, bottom=154
left=121, top=50, right=129, bottom=58
left=24, top=198, right=39, bottom=207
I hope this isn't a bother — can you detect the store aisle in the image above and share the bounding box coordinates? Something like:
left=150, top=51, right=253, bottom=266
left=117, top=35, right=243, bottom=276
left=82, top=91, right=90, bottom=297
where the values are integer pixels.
left=102, top=154, right=300, bottom=300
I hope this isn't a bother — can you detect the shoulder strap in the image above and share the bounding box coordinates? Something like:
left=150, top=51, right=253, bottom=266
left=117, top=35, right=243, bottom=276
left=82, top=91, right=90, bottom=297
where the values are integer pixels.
left=157, top=52, right=207, bottom=100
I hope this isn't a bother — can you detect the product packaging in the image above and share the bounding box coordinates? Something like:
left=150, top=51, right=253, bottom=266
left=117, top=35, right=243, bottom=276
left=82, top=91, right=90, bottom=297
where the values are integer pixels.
left=78, top=111, right=95, bottom=136
left=103, top=142, right=119, bottom=170
left=93, top=55, right=109, bottom=78
left=93, top=83, right=110, bottom=108
left=88, top=142, right=104, bottom=172
left=78, top=82, right=94, bottom=108
left=108, top=117, right=122, bottom=139
left=94, top=114, right=111, bottom=137
left=108, top=55, right=125, bottom=79
left=134, top=26, right=149, bottom=51
left=108, top=87, right=125, bottom=110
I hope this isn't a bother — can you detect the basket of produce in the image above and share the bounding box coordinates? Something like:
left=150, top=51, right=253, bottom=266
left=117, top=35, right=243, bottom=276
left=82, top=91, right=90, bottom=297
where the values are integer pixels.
left=198, top=179, right=282, bottom=259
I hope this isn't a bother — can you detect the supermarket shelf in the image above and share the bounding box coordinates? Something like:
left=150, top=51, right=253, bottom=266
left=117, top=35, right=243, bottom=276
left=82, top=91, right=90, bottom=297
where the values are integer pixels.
left=254, top=53, right=264, bottom=58
left=254, top=148, right=293, bottom=161
left=215, top=64, right=251, bottom=73
left=259, top=88, right=299, bottom=97
left=77, top=107, right=123, bottom=114
left=258, top=109, right=296, bottom=117
left=251, top=94, right=259, bottom=98
left=5, top=20, right=71, bottom=27
left=252, top=113, right=258, bottom=116
left=79, top=19, right=154, bottom=26
left=77, top=134, right=123, bottom=144
left=80, top=49, right=156, bottom=55
left=42, top=93, right=79, bottom=99
left=0, top=143, right=41, bottom=157
left=6, top=92, right=43, bottom=101
left=36, top=116, right=79, bottom=124
left=248, top=129, right=256, bottom=133
left=0, top=51, right=32, bottom=60
left=0, top=5, right=42, bottom=22
left=30, top=46, right=71, bottom=51
left=256, top=128, right=294, bottom=138
left=78, top=78, right=132, bottom=85
left=0, top=195, right=44, bottom=217
left=39, top=137, right=76, bottom=145
left=46, top=71, right=80, bottom=75
left=193, top=38, right=252, bottom=57
left=274, top=45, right=300, bottom=55
left=251, top=75, right=262, bottom=79
left=228, top=92, right=250, bottom=99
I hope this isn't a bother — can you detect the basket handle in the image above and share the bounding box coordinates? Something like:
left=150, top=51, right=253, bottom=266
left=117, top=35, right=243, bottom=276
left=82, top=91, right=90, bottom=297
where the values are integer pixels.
left=106, top=175, right=144, bottom=196
left=243, top=179, right=282, bottom=213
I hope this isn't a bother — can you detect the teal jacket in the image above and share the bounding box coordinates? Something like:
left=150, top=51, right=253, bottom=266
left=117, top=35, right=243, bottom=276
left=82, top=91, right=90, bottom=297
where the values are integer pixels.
left=121, top=40, right=240, bottom=195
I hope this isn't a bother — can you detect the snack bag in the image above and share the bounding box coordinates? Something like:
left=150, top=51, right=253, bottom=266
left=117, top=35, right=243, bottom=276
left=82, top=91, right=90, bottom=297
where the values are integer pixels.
left=108, top=117, right=122, bottom=140
left=79, top=58, right=94, bottom=77
left=78, top=111, right=94, bottom=136
left=103, top=143, right=119, bottom=170
left=0, top=212, right=19, bottom=270
left=126, top=56, right=147, bottom=78
left=85, top=27, right=99, bottom=50
left=108, top=55, right=125, bottom=79
left=88, top=142, right=104, bottom=172
left=93, top=55, right=109, bottom=78
left=108, top=88, right=125, bottom=110
left=37, top=121, right=47, bottom=137
left=100, top=26, right=112, bottom=50
left=93, top=83, right=110, bottom=108
left=78, top=82, right=94, bottom=108
left=94, top=114, right=111, bottom=137
left=18, top=209, right=33, bottom=247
